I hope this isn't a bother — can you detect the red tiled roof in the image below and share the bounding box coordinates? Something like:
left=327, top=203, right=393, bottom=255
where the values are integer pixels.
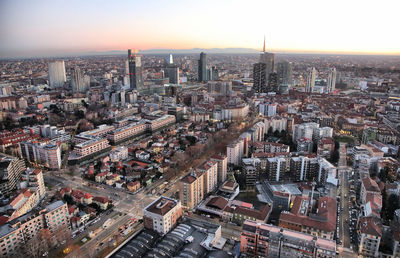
left=0, top=216, right=9, bottom=226
left=362, top=177, right=380, bottom=192
left=280, top=196, right=337, bottom=233
left=234, top=204, right=271, bottom=221
left=359, top=216, right=382, bottom=237
left=206, top=197, right=228, bottom=210
left=181, top=174, right=196, bottom=184
left=93, top=196, right=109, bottom=204
left=145, top=197, right=178, bottom=216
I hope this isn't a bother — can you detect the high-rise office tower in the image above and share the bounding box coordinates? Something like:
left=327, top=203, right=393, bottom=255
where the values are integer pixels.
left=327, top=68, right=336, bottom=93
left=125, top=60, right=129, bottom=75
left=165, top=54, right=180, bottom=84
left=211, top=66, right=219, bottom=80
left=198, top=52, right=207, bottom=82
left=253, top=37, right=275, bottom=93
left=166, top=54, right=174, bottom=65
left=268, top=72, right=279, bottom=93
left=128, top=49, right=143, bottom=91
left=277, top=61, right=293, bottom=93
left=253, top=62, right=267, bottom=93
left=207, top=66, right=218, bottom=81
left=306, top=67, right=317, bottom=93
left=71, top=66, right=86, bottom=93
left=167, top=66, right=180, bottom=84
left=48, top=60, right=66, bottom=88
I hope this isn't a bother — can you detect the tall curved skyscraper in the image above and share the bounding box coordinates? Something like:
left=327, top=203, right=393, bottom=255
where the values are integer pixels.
left=48, top=60, right=66, bottom=88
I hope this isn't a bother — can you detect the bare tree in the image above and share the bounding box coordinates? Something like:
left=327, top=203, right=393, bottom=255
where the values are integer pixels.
left=17, top=229, right=52, bottom=258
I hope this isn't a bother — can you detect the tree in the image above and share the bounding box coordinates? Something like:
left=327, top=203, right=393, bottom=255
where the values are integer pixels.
left=185, top=135, right=197, bottom=145
left=17, top=229, right=52, bottom=257
left=385, top=194, right=400, bottom=221
left=379, top=166, right=389, bottom=183
left=267, top=127, right=273, bottom=136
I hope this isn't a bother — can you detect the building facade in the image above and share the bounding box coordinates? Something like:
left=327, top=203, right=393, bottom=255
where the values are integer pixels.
left=143, top=196, right=183, bottom=235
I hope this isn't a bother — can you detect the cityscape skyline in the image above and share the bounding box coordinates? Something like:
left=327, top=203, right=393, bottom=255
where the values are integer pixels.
left=1, top=0, right=400, bottom=58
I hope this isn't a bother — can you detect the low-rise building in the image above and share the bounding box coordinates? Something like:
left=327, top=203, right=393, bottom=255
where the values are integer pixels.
left=240, top=220, right=336, bottom=258
left=279, top=196, right=337, bottom=240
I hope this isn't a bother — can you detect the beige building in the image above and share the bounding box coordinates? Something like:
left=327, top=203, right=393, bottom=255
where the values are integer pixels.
left=211, top=154, right=228, bottom=184
left=179, top=172, right=205, bottom=210
left=227, top=139, right=244, bottom=166
left=107, top=122, right=147, bottom=143
left=73, top=138, right=110, bottom=157
left=198, top=160, right=218, bottom=194
left=145, top=114, right=176, bottom=131
left=0, top=201, right=70, bottom=257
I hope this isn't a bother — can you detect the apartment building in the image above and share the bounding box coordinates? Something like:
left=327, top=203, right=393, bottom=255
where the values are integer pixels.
left=240, top=220, right=336, bottom=258
left=211, top=154, right=227, bottom=184
left=266, top=157, right=287, bottom=182
left=22, top=168, right=46, bottom=199
left=358, top=216, right=382, bottom=257
left=107, top=122, right=147, bottom=144
left=227, top=139, right=244, bottom=166
left=198, top=160, right=218, bottom=194
left=317, top=137, right=335, bottom=159
left=313, top=127, right=333, bottom=141
left=0, top=201, right=70, bottom=257
left=0, top=155, right=26, bottom=197
left=263, top=142, right=290, bottom=153
left=145, top=114, right=176, bottom=131
left=19, top=141, right=62, bottom=169
left=72, top=138, right=110, bottom=157
left=292, top=122, right=320, bottom=142
left=109, top=146, right=129, bottom=162
left=143, top=196, right=183, bottom=235
left=264, top=116, right=288, bottom=133
left=360, top=177, right=381, bottom=205
left=289, top=156, right=333, bottom=184
left=179, top=172, right=205, bottom=210
left=7, top=189, right=39, bottom=220
left=225, top=104, right=249, bottom=120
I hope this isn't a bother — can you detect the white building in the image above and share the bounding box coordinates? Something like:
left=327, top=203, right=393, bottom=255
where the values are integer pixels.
left=313, top=127, right=333, bottom=141
left=292, top=122, right=319, bottom=142
left=19, top=141, right=62, bottom=169
left=327, top=68, right=336, bottom=93
left=48, top=60, right=66, bottom=88
left=227, top=139, right=245, bottom=166
left=143, top=196, right=182, bottom=235
left=259, top=103, right=277, bottom=117
left=109, top=146, right=129, bottom=162
left=264, top=117, right=288, bottom=133
left=211, top=155, right=228, bottom=184
left=306, top=67, right=317, bottom=93
left=358, top=216, right=382, bottom=257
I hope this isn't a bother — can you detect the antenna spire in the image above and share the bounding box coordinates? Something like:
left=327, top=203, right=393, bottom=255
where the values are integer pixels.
left=263, top=35, right=266, bottom=52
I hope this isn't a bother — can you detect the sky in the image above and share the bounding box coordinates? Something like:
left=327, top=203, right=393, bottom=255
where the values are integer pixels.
left=0, top=0, right=400, bottom=57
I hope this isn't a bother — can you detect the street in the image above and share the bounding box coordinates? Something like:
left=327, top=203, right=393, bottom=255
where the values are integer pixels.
left=337, top=142, right=357, bottom=257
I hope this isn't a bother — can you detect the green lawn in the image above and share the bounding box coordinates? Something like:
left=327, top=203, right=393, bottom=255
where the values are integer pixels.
left=335, top=135, right=356, bottom=144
